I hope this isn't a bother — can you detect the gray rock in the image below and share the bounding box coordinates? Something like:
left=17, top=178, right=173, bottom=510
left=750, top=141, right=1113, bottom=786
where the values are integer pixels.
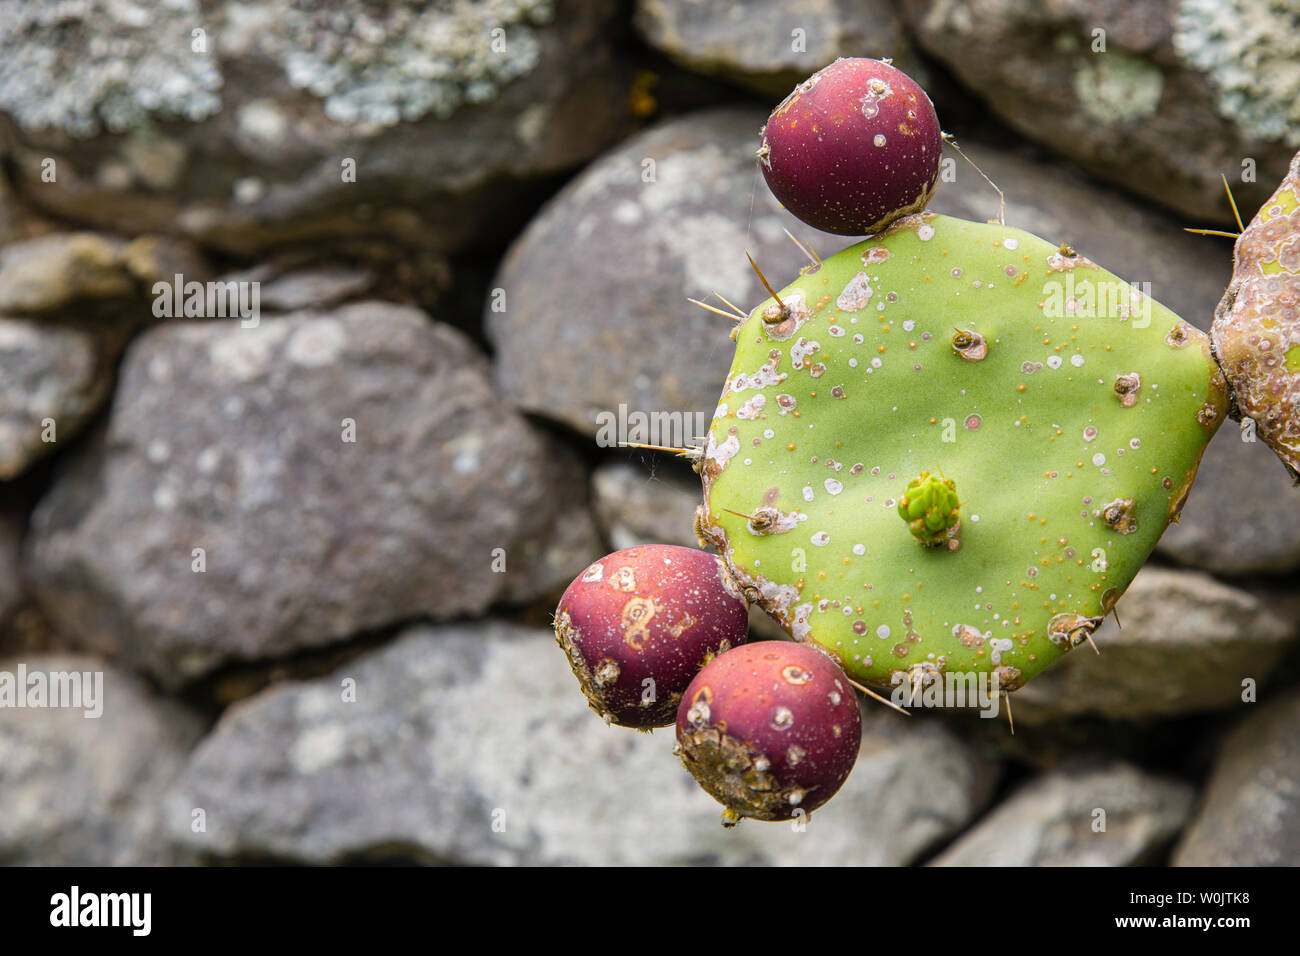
left=166, top=621, right=997, bottom=865
left=1157, top=422, right=1300, bottom=573
left=1009, top=567, right=1296, bottom=723
left=927, top=140, right=1232, bottom=331
left=1174, top=691, right=1300, bottom=866
left=901, top=0, right=1297, bottom=224
left=0, top=654, right=203, bottom=864
left=0, top=318, right=111, bottom=479
left=592, top=459, right=703, bottom=551
left=931, top=762, right=1195, bottom=866
left=0, top=0, right=631, bottom=256
left=488, top=108, right=834, bottom=438
left=24, top=303, right=601, bottom=687
left=256, top=266, right=377, bottom=313
left=635, top=0, right=914, bottom=97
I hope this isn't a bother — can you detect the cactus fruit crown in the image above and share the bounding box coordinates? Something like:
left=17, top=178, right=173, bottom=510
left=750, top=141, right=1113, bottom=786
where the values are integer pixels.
left=897, top=470, right=960, bottom=547
left=697, top=211, right=1229, bottom=693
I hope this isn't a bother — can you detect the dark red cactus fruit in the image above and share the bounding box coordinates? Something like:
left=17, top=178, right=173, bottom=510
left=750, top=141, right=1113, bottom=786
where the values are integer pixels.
left=758, top=57, right=942, bottom=236
left=676, top=641, right=862, bottom=824
left=554, top=545, right=750, bottom=729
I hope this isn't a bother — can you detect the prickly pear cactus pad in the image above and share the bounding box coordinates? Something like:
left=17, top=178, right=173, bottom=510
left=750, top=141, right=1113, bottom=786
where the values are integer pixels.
left=1211, top=150, right=1300, bottom=479
left=698, top=212, right=1229, bottom=692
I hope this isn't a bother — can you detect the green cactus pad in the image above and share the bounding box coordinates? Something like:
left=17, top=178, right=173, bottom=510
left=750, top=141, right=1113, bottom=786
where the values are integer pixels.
left=699, top=212, right=1228, bottom=692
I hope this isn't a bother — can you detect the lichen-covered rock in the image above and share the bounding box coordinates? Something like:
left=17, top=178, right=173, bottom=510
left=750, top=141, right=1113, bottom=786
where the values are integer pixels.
left=635, top=0, right=914, bottom=97
left=930, top=762, right=1195, bottom=866
left=165, top=622, right=997, bottom=865
left=900, top=0, right=1298, bottom=223
left=24, top=303, right=601, bottom=687
left=699, top=212, right=1228, bottom=693
left=1007, top=567, right=1296, bottom=722
left=1157, top=423, right=1300, bottom=573
left=0, top=0, right=631, bottom=255
left=487, top=108, right=824, bottom=439
left=1173, top=692, right=1300, bottom=866
left=0, top=654, right=203, bottom=864
left=0, top=318, right=113, bottom=479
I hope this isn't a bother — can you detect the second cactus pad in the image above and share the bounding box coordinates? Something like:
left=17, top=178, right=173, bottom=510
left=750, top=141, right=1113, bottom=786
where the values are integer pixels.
left=699, top=212, right=1228, bottom=692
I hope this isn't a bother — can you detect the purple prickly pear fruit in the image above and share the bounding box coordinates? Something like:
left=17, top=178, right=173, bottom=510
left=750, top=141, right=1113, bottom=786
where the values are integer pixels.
left=676, top=641, right=862, bottom=825
left=554, top=545, right=750, bottom=729
left=757, top=57, right=942, bottom=236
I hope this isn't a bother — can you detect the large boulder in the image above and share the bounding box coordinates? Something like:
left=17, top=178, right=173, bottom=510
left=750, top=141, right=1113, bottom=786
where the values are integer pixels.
left=931, top=762, right=1195, bottom=866
left=25, top=303, right=602, bottom=687
left=1174, top=691, right=1300, bottom=866
left=165, top=621, right=998, bottom=865
left=0, top=654, right=203, bottom=864
left=901, top=0, right=1298, bottom=223
left=0, top=0, right=632, bottom=256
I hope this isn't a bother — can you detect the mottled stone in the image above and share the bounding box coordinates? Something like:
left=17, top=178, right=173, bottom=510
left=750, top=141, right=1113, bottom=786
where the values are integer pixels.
left=901, top=0, right=1297, bottom=223
left=0, top=0, right=631, bottom=256
left=1009, top=567, right=1296, bottom=722
left=0, top=654, right=203, bottom=864
left=25, top=303, right=601, bottom=687
left=0, top=318, right=110, bottom=479
left=1174, top=691, right=1300, bottom=866
left=487, top=108, right=827, bottom=438
left=166, top=622, right=997, bottom=865
left=635, top=0, right=914, bottom=97
left=931, top=762, right=1195, bottom=866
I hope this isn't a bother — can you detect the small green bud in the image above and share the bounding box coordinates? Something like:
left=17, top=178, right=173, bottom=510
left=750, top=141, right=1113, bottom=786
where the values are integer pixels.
left=897, top=472, right=960, bottom=547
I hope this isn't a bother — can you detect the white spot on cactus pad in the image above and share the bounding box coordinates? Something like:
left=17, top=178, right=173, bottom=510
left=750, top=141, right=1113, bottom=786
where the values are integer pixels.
left=1003, top=238, right=1019, bottom=250
left=730, top=356, right=786, bottom=392
left=811, top=531, right=830, bottom=546
left=802, top=486, right=815, bottom=501
left=989, top=637, right=1014, bottom=665
left=837, top=272, right=873, bottom=311
left=737, top=394, right=767, bottom=420
left=824, top=478, right=843, bottom=495
left=776, top=393, right=798, bottom=415
left=581, top=563, right=603, bottom=582
left=791, top=337, right=821, bottom=369
left=791, top=603, right=814, bottom=640
left=917, top=224, right=935, bottom=241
